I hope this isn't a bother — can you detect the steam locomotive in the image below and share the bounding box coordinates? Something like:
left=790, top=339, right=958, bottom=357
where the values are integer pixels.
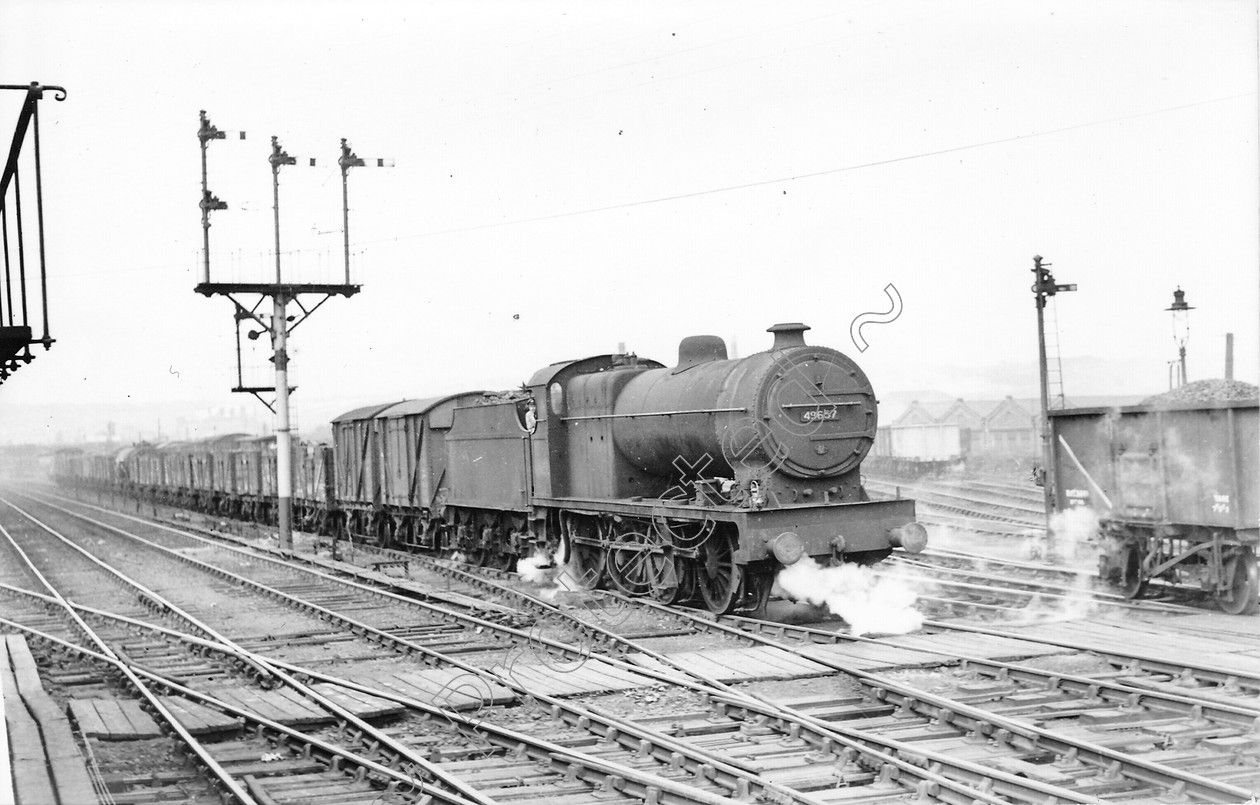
left=55, top=323, right=927, bottom=613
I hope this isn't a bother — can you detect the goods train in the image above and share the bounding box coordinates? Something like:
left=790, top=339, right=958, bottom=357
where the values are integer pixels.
left=53, top=323, right=927, bottom=613
left=1049, top=398, right=1259, bottom=614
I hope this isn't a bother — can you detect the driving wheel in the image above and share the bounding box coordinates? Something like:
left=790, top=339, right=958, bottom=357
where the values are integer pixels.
left=696, top=530, right=741, bottom=614
left=607, top=530, right=653, bottom=595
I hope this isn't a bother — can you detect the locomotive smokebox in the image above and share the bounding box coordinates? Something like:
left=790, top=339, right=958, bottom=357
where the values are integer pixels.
left=611, top=323, right=878, bottom=482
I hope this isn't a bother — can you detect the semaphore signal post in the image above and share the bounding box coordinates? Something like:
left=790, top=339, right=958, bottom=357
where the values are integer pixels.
left=195, top=111, right=391, bottom=550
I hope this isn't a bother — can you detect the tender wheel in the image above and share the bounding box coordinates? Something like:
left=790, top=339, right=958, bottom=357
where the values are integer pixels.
left=1218, top=548, right=1260, bottom=616
left=1118, top=543, right=1147, bottom=599
left=697, top=531, right=741, bottom=614
left=607, top=531, right=653, bottom=596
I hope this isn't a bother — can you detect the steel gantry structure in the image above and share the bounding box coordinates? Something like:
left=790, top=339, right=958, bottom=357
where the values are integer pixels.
left=1, top=82, right=66, bottom=385
left=196, top=111, right=390, bottom=549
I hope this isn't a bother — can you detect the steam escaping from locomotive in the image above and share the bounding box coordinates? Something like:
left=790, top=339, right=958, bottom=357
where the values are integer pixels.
left=517, top=550, right=558, bottom=585
left=1046, top=506, right=1101, bottom=569
left=775, top=556, right=923, bottom=636
left=1019, top=510, right=1102, bottom=623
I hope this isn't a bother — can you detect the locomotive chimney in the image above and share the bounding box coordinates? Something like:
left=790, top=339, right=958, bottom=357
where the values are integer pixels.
left=676, top=335, right=728, bottom=369
left=768, top=322, right=810, bottom=350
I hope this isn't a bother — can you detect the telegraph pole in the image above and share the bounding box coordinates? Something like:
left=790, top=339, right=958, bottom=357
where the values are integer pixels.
left=196, top=112, right=389, bottom=550
left=1030, top=255, right=1076, bottom=550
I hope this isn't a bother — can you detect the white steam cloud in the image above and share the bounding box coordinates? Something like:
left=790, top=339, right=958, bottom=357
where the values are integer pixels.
left=1046, top=506, right=1102, bottom=570
left=522, top=541, right=591, bottom=603
left=517, top=549, right=558, bottom=585
left=775, top=558, right=923, bottom=636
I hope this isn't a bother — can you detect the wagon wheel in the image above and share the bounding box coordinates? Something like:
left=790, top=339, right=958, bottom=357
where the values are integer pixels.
left=374, top=515, right=393, bottom=547
left=393, top=515, right=412, bottom=547
left=565, top=533, right=606, bottom=590
left=1218, top=548, right=1260, bottom=616
left=696, top=530, right=742, bottom=614
left=1117, top=543, right=1147, bottom=600
left=351, top=511, right=371, bottom=541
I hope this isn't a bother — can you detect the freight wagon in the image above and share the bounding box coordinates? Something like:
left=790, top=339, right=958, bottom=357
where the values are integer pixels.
left=1049, top=399, right=1259, bottom=614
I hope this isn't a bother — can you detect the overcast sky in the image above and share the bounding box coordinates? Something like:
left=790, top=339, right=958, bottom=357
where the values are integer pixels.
left=3, top=0, right=1257, bottom=440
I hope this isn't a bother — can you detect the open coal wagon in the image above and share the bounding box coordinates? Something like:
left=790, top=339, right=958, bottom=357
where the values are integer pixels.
left=1049, top=398, right=1259, bottom=614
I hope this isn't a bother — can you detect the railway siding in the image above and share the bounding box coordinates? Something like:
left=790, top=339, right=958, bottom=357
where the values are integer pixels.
left=1, top=495, right=835, bottom=803
left=10, top=486, right=1260, bottom=804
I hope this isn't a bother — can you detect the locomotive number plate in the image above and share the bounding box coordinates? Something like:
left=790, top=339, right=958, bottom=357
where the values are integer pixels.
left=801, top=406, right=839, bottom=423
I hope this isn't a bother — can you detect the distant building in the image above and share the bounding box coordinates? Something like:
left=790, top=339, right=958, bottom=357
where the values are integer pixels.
left=974, top=396, right=1037, bottom=456
left=891, top=396, right=1035, bottom=463
left=934, top=399, right=983, bottom=454
left=891, top=400, right=942, bottom=427
left=880, top=392, right=1148, bottom=474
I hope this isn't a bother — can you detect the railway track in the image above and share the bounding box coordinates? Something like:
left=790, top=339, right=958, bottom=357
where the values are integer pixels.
left=9, top=490, right=1004, bottom=803
left=13, top=487, right=1260, bottom=803
left=622, top=601, right=1260, bottom=802
left=12, top=487, right=1098, bottom=804
left=895, top=542, right=1255, bottom=618
left=881, top=549, right=1213, bottom=623
left=488, top=552, right=1260, bottom=802
left=0, top=500, right=502, bottom=804
left=864, top=477, right=1046, bottom=533
left=0, top=493, right=771, bottom=804
left=364, top=539, right=1260, bottom=802
left=926, top=477, right=1045, bottom=505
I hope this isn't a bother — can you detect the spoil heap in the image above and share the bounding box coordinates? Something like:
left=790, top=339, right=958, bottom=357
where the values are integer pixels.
left=1141, top=379, right=1260, bottom=406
